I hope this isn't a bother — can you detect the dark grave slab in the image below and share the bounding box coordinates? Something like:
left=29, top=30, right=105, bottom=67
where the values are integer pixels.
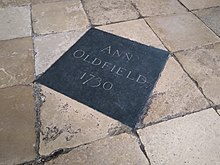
left=36, top=28, right=169, bottom=128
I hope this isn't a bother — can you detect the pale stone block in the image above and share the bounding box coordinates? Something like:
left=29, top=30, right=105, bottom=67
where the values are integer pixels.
left=39, top=85, right=124, bottom=155
left=82, top=0, right=139, bottom=25
left=138, top=109, right=220, bottom=165
left=0, top=6, right=31, bottom=40
left=0, top=37, right=34, bottom=88
left=32, top=1, right=89, bottom=35
left=97, top=19, right=166, bottom=50
left=45, top=133, right=149, bottom=165
left=0, top=86, right=36, bottom=164
left=175, top=43, right=220, bottom=105
left=146, top=13, right=220, bottom=52
left=143, top=57, right=209, bottom=126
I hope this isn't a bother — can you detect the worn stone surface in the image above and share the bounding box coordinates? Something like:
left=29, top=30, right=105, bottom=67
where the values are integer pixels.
left=138, top=109, right=220, bottom=165
left=97, top=19, right=166, bottom=50
left=217, top=109, right=220, bottom=115
left=0, top=86, right=36, bottom=165
left=143, top=57, right=209, bottom=126
left=194, top=7, right=220, bottom=37
left=31, top=0, right=71, bottom=5
left=34, top=28, right=87, bottom=75
left=45, top=133, right=149, bottom=165
left=32, top=1, right=89, bottom=35
left=175, top=43, right=220, bottom=105
left=146, top=13, right=220, bottom=52
left=179, top=0, right=220, bottom=10
left=0, top=37, right=34, bottom=88
left=132, top=0, right=187, bottom=17
left=0, top=0, right=30, bottom=7
left=82, top=0, right=139, bottom=25
left=0, top=6, right=31, bottom=40
left=39, top=85, right=124, bottom=155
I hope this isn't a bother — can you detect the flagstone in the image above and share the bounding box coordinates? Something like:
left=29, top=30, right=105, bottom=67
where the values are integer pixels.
left=0, top=37, right=34, bottom=88
left=45, top=133, right=149, bottom=165
left=39, top=85, right=124, bottom=155
left=138, top=109, right=220, bottom=165
left=142, top=57, right=209, bottom=126
left=0, top=86, right=36, bottom=165
left=175, top=43, right=220, bottom=105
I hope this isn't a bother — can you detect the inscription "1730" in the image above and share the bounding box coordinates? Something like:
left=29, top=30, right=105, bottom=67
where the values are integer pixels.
left=80, top=72, right=113, bottom=90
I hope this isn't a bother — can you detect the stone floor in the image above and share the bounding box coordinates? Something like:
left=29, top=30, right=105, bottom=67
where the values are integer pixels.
left=0, top=0, right=220, bottom=164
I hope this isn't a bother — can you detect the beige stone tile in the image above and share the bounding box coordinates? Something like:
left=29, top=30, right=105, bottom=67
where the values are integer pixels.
left=179, top=0, right=220, bottom=10
left=0, top=86, right=36, bottom=164
left=0, top=37, right=34, bottom=88
left=31, top=0, right=71, bottom=5
left=0, top=0, right=30, bottom=7
left=34, top=28, right=87, bottom=75
left=32, top=1, right=89, bottom=35
left=45, top=133, right=149, bottom=165
left=138, top=109, right=220, bottom=165
left=97, top=19, right=166, bottom=50
left=0, top=6, right=31, bottom=40
left=143, top=57, right=209, bottom=126
left=39, top=85, right=124, bottom=155
left=217, top=109, right=220, bottom=115
left=82, top=0, right=139, bottom=25
left=194, top=7, right=220, bottom=37
left=175, top=43, right=220, bottom=105
left=132, top=0, right=187, bottom=17
left=146, top=13, right=220, bottom=52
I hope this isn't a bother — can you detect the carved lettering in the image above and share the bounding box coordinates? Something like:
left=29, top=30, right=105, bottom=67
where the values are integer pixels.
left=102, top=62, right=112, bottom=69
left=126, top=71, right=135, bottom=81
left=100, top=46, right=111, bottom=54
left=73, top=49, right=85, bottom=58
left=91, top=58, right=102, bottom=66
left=136, top=75, right=147, bottom=84
left=116, top=67, right=126, bottom=76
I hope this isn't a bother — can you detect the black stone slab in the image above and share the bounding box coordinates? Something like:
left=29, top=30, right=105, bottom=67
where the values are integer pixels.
left=36, top=28, right=169, bottom=128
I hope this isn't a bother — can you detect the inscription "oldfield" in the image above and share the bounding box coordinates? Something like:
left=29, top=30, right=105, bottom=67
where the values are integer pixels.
left=73, top=46, right=151, bottom=91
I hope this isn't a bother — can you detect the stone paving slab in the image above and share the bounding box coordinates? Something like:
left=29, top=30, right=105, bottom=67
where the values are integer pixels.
left=39, top=85, right=125, bottom=155
left=32, top=1, right=89, bottom=35
left=34, top=28, right=87, bottom=75
left=142, top=57, right=209, bottom=126
left=131, top=0, right=187, bottom=17
left=146, top=12, right=220, bottom=52
left=0, top=0, right=30, bottom=7
left=0, top=5, right=31, bottom=40
left=97, top=19, right=166, bottom=50
left=138, top=108, right=220, bottom=165
left=45, top=133, right=149, bottom=165
left=175, top=43, right=220, bottom=105
left=179, top=0, right=220, bottom=10
left=0, top=86, right=36, bottom=165
left=194, top=7, right=220, bottom=37
left=0, top=37, right=34, bottom=88
left=82, top=0, right=139, bottom=25
left=31, top=0, right=71, bottom=5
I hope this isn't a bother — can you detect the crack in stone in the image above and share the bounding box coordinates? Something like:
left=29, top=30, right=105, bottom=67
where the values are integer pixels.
left=33, top=83, right=43, bottom=157
left=140, top=106, right=212, bottom=129
left=132, top=130, right=151, bottom=165
left=173, top=54, right=215, bottom=106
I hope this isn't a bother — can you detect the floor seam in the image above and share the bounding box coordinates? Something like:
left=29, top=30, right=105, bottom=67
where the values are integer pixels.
left=140, top=106, right=212, bottom=129
left=132, top=130, right=151, bottom=165
left=173, top=54, right=215, bottom=106
left=143, top=19, right=170, bottom=52
left=190, top=8, right=220, bottom=39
